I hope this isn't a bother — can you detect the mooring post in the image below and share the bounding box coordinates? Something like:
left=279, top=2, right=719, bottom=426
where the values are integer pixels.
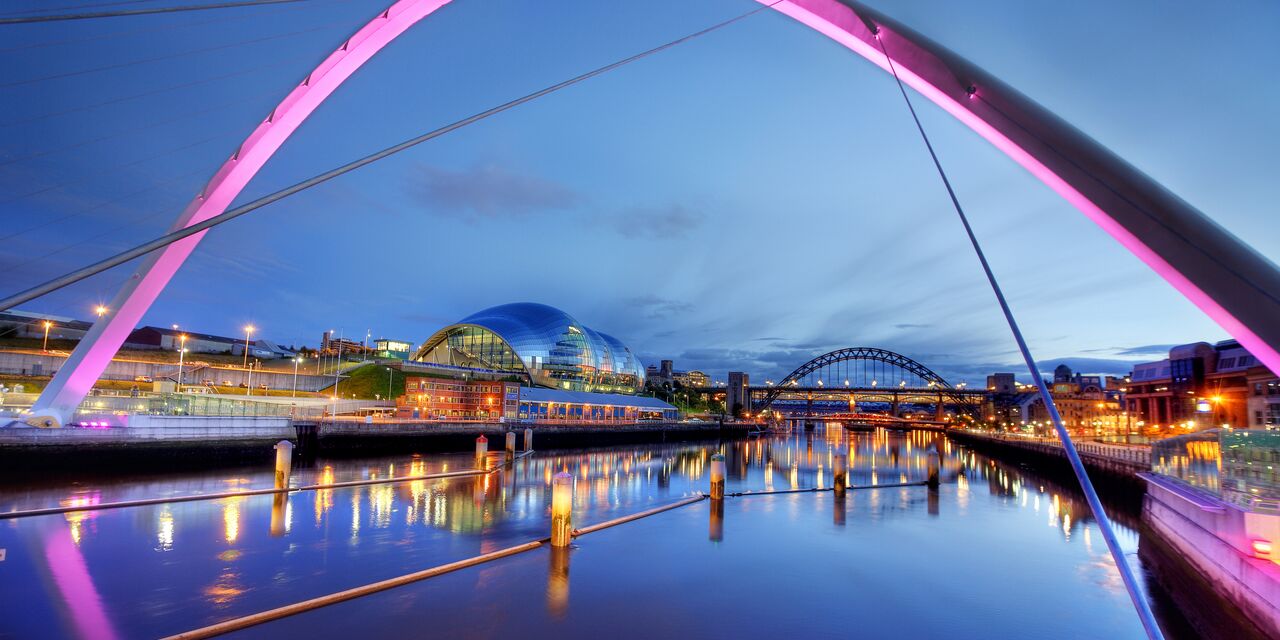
left=475, top=434, right=488, bottom=468
left=505, top=431, right=516, bottom=461
left=710, top=453, right=725, bottom=500
left=927, top=449, right=940, bottom=488
left=273, top=440, right=293, bottom=490
left=551, top=472, right=573, bottom=547
left=833, top=453, right=847, bottom=498
left=524, top=427, right=534, bottom=452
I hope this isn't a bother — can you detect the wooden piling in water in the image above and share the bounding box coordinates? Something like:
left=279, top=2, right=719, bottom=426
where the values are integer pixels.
left=551, top=472, right=573, bottom=547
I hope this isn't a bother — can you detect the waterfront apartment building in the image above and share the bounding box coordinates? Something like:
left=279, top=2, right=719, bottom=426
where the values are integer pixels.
left=1126, top=340, right=1277, bottom=430
left=674, top=370, right=709, bottom=388
left=320, top=331, right=372, bottom=356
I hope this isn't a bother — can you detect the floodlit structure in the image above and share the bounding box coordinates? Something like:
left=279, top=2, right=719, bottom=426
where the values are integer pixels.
left=413, top=303, right=645, bottom=394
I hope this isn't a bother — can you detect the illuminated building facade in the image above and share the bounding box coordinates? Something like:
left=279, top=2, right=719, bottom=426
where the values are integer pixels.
left=1127, top=340, right=1276, bottom=431
left=398, top=303, right=675, bottom=422
left=374, top=338, right=413, bottom=360
left=412, top=303, right=644, bottom=394
left=396, top=377, right=520, bottom=420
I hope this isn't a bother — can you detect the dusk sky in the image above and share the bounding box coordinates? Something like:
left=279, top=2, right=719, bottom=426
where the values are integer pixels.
left=2, top=0, right=1277, bottom=385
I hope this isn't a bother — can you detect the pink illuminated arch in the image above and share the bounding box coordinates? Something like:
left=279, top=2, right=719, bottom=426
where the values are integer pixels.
left=29, top=0, right=1280, bottom=425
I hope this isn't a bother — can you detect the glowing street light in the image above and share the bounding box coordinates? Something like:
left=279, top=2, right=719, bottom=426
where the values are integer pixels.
left=242, top=325, right=255, bottom=370
left=94, top=305, right=108, bottom=318
left=42, top=320, right=52, bottom=351
left=292, top=357, right=303, bottom=398
left=177, top=334, right=188, bottom=387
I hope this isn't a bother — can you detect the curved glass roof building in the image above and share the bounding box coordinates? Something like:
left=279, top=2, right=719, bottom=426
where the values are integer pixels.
left=412, top=303, right=645, bottom=393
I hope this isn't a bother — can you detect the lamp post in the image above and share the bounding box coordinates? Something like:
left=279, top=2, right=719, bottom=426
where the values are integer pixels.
left=41, top=320, right=52, bottom=352
left=177, top=334, right=188, bottom=388
left=246, top=361, right=254, bottom=396
left=242, top=325, right=255, bottom=370
left=386, top=366, right=394, bottom=401
left=333, top=329, right=343, bottom=398
left=292, top=357, right=302, bottom=398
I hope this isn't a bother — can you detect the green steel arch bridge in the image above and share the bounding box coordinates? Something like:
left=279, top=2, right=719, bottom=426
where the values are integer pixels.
left=750, top=347, right=984, bottom=424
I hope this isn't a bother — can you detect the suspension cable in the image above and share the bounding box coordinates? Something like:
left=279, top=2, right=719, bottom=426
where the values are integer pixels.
left=0, top=1, right=780, bottom=312
left=0, top=0, right=310, bottom=25
left=869, top=25, right=1165, bottom=640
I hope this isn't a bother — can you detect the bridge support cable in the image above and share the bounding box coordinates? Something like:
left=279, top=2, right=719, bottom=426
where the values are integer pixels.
left=0, top=1, right=780, bottom=316
left=870, top=24, right=1165, bottom=640
left=0, top=0, right=311, bottom=25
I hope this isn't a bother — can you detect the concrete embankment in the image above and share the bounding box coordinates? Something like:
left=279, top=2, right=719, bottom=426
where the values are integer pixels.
left=949, top=429, right=1276, bottom=638
left=948, top=430, right=1150, bottom=478
left=1140, top=474, right=1280, bottom=637
left=308, top=420, right=748, bottom=454
left=0, top=417, right=748, bottom=471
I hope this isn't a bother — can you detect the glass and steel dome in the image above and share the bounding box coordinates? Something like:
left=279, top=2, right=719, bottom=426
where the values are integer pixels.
left=412, top=303, right=645, bottom=393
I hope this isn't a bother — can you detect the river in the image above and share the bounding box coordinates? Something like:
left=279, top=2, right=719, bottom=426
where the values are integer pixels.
left=0, top=426, right=1234, bottom=638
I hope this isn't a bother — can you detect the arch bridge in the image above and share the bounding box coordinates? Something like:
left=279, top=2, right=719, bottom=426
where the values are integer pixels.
left=751, top=347, right=983, bottom=422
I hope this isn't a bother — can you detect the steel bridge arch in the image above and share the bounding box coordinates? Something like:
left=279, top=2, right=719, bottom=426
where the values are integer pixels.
left=27, top=0, right=1280, bottom=426
left=758, top=347, right=954, bottom=411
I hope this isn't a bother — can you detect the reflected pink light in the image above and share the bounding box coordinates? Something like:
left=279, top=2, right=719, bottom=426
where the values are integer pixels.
left=43, top=527, right=118, bottom=640
left=759, top=0, right=1280, bottom=376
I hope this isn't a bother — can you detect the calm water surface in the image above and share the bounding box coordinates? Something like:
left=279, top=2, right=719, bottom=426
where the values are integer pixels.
left=0, top=427, right=1195, bottom=639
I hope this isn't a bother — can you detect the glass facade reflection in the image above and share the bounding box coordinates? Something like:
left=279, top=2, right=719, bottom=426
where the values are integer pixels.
left=413, top=303, right=645, bottom=393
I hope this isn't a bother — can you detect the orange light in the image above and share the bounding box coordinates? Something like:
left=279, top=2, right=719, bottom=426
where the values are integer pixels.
left=1251, top=539, right=1272, bottom=558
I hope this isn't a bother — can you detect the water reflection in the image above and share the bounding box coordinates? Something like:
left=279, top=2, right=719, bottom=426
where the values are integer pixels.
left=547, top=546, right=570, bottom=618
left=0, top=426, right=1169, bottom=639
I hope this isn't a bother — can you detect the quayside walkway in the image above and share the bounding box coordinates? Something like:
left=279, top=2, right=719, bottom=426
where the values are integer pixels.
left=950, top=429, right=1151, bottom=476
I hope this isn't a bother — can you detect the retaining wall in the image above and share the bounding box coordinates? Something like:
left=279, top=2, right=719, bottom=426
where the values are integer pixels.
left=1142, top=474, right=1280, bottom=636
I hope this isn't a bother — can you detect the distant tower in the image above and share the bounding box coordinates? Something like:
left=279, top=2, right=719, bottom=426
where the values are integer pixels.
left=726, top=372, right=750, bottom=417
left=660, top=359, right=674, bottom=382
left=1053, top=364, right=1073, bottom=383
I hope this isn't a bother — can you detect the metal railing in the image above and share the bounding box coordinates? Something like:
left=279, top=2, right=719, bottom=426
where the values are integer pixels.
left=1151, top=429, right=1280, bottom=513
left=963, top=430, right=1152, bottom=466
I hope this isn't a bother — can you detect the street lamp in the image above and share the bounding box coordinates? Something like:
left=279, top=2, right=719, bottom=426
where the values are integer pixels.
left=292, top=357, right=303, bottom=398
left=177, top=334, right=188, bottom=388
left=94, top=305, right=108, bottom=318
left=41, top=320, right=52, bottom=352
left=246, top=361, right=254, bottom=396
left=242, top=325, right=255, bottom=369
left=386, top=366, right=394, bottom=400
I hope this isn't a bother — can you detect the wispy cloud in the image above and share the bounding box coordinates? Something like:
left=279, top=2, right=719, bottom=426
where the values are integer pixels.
left=410, top=162, right=578, bottom=219
left=1113, top=344, right=1177, bottom=356
left=604, top=204, right=703, bottom=239
left=625, top=295, right=693, bottom=319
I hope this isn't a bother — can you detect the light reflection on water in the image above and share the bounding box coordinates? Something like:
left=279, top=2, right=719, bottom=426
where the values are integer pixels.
left=0, top=427, right=1172, bottom=639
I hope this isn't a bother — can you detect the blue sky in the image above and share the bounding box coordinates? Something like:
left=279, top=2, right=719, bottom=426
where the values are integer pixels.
left=2, top=0, right=1277, bottom=384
